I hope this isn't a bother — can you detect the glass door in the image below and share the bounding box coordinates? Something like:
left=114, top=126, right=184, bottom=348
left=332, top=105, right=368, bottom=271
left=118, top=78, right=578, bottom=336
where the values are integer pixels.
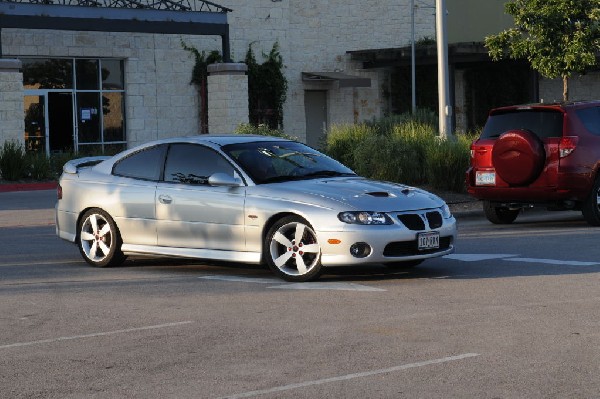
left=24, top=91, right=75, bottom=155
left=24, top=94, right=48, bottom=154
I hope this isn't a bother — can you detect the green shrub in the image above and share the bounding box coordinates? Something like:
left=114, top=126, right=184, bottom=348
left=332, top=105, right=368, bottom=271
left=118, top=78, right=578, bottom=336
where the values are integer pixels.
left=0, top=140, right=27, bottom=181
left=425, top=135, right=472, bottom=192
left=27, top=153, right=52, bottom=180
left=49, top=152, right=77, bottom=179
left=324, top=123, right=376, bottom=171
left=235, top=123, right=298, bottom=140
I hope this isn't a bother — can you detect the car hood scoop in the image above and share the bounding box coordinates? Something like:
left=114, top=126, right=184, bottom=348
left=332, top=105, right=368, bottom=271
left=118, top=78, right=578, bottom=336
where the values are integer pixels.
left=258, top=177, right=444, bottom=211
left=364, top=191, right=399, bottom=198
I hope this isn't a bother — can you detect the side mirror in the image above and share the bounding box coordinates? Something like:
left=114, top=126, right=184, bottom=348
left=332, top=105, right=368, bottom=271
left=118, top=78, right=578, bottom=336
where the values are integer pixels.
left=208, top=173, right=243, bottom=187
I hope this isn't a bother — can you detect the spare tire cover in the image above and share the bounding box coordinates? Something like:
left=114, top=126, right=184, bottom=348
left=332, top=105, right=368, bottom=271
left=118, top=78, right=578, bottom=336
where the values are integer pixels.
left=492, top=129, right=545, bottom=186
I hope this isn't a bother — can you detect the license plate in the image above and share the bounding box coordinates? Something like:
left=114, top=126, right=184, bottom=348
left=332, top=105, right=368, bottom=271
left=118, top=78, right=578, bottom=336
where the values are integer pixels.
left=475, top=171, right=496, bottom=186
left=418, top=231, right=439, bottom=250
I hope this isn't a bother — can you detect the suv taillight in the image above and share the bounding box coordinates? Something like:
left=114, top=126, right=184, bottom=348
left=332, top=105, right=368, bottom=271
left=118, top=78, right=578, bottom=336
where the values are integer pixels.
left=559, top=136, right=578, bottom=158
left=57, top=184, right=62, bottom=200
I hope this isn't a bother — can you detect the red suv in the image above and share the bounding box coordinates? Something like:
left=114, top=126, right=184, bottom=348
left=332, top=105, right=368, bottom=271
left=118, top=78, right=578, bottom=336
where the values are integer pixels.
left=466, top=101, right=600, bottom=225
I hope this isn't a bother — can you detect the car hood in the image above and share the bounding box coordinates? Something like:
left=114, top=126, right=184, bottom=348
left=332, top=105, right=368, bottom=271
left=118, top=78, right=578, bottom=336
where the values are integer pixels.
left=255, top=177, right=446, bottom=211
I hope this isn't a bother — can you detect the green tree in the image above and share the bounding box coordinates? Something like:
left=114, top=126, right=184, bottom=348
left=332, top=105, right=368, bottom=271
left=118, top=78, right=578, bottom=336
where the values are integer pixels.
left=245, top=42, right=288, bottom=129
left=485, top=0, right=600, bottom=101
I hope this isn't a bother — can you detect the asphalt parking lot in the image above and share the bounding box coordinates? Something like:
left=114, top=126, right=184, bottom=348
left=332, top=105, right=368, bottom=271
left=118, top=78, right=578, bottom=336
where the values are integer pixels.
left=1, top=189, right=600, bottom=398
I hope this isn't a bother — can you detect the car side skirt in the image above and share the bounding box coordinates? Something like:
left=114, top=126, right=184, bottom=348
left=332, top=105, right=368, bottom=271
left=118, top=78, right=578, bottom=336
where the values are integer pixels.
left=120, top=244, right=263, bottom=264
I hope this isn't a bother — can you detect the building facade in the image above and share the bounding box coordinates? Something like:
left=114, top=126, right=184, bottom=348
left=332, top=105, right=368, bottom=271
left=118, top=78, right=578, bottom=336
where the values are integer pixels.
left=0, top=0, right=598, bottom=155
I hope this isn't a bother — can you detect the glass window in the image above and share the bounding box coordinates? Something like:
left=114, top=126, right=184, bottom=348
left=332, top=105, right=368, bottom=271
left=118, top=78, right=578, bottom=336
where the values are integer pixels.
left=164, top=144, right=235, bottom=185
left=76, top=59, right=99, bottom=90
left=101, top=59, right=124, bottom=90
left=482, top=110, right=564, bottom=139
left=102, top=92, right=125, bottom=142
left=76, top=92, right=101, bottom=143
left=223, top=141, right=355, bottom=184
left=576, top=107, right=600, bottom=136
left=22, top=58, right=73, bottom=89
left=113, top=145, right=167, bottom=181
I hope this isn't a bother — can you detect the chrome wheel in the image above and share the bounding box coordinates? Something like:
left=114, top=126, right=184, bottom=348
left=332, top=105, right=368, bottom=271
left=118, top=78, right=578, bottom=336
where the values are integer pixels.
left=266, top=216, right=322, bottom=281
left=78, top=209, right=125, bottom=267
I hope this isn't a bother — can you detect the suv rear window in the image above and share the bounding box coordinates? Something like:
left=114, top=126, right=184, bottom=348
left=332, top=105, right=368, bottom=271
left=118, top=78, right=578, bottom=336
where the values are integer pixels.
left=481, top=109, right=564, bottom=139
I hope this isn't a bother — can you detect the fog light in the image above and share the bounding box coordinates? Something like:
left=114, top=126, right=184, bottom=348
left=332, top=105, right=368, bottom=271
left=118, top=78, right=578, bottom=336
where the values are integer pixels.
left=350, top=242, right=371, bottom=258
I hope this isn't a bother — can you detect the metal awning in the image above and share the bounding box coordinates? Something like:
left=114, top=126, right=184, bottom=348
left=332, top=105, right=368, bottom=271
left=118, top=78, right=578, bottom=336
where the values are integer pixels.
left=0, top=0, right=232, bottom=61
left=302, top=71, right=371, bottom=88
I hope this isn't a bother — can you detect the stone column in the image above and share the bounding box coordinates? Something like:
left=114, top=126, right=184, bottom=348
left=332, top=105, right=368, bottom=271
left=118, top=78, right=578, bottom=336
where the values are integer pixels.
left=207, top=63, right=248, bottom=134
left=0, top=59, right=24, bottom=147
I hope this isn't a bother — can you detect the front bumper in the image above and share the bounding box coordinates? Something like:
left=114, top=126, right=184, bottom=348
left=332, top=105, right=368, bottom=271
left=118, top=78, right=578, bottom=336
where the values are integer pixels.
left=317, top=216, right=457, bottom=266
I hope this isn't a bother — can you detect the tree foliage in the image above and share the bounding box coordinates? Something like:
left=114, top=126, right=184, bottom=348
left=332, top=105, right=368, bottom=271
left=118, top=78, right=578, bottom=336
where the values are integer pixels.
left=485, top=0, right=600, bottom=101
left=245, top=42, right=288, bottom=129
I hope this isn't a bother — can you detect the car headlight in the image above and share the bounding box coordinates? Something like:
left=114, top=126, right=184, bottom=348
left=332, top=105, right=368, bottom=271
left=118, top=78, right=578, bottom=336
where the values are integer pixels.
left=338, top=211, right=393, bottom=225
left=440, top=204, right=452, bottom=219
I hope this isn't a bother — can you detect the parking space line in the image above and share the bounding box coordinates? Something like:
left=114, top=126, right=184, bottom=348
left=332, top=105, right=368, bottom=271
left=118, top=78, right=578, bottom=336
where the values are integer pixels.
left=218, top=353, right=480, bottom=399
left=0, top=321, right=193, bottom=350
left=503, top=257, right=600, bottom=266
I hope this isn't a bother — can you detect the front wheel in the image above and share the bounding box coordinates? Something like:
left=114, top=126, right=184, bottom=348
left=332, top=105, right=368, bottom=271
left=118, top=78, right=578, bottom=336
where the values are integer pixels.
left=483, top=201, right=520, bottom=224
left=582, top=177, right=600, bottom=226
left=264, top=216, right=322, bottom=282
left=78, top=208, right=126, bottom=267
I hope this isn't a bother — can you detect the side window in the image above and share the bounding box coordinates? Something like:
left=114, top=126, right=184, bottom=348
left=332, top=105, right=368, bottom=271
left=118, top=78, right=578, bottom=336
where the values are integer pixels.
left=163, top=144, right=235, bottom=185
left=112, top=145, right=166, bottom=181
left=576, top=107, right=600, bottom=136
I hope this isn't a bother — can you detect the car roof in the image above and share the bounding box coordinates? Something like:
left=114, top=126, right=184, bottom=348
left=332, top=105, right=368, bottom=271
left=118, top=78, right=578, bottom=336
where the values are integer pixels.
left=145, top=134, right=293, bottom=147
left=491, top=100, right=600, bottom=114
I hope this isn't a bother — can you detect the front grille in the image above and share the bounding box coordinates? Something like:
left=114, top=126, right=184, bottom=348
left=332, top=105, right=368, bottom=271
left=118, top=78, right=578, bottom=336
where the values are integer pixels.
left=397, top=214, right=425, bottom=230
left=383, top=236, right=452, bottom=257
left=397, top=210, right=443, bottom=230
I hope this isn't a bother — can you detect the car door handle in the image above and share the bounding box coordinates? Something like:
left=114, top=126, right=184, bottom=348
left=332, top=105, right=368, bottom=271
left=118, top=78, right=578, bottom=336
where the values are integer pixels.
left=158, top=194, right=172, bottom=204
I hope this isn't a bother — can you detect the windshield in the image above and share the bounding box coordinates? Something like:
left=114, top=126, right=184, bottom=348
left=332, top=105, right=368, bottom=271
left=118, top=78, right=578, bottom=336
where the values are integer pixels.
left=222, top=140, right=356, bottom=184
left=481, top=109, right=564, bottom=139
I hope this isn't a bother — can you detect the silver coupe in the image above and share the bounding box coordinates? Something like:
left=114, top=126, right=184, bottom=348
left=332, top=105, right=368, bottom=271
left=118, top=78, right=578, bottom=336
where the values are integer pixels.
left=56, top=135, right=456, bottom=281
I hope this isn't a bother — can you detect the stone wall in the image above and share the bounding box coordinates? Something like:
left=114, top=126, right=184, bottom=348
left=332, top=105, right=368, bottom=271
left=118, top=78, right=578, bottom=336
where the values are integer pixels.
left=539, top=72, right=600, bottom=103
left=0, top=59, right=24, bottom=147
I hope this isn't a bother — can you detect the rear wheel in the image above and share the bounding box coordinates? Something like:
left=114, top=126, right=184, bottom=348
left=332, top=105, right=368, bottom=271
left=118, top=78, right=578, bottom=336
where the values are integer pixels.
left=78, top=208, right=126, bottom=267
left=264, top=216, right=322, bottom=282
left=582, top=177, right=600, bottom=226
left=483, top=200, right=520, bottom=224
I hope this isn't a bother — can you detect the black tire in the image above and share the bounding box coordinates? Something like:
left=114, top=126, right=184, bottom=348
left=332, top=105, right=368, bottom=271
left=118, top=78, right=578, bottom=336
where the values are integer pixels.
left=483, top=200, right=520, bottom=224
left=582, top=177, right=600, bottom=226
left=78, top=208, right=126, bottom=267
left=385, top=259, right=424, bottom=269
left=264, top=216, right=322, bottom=282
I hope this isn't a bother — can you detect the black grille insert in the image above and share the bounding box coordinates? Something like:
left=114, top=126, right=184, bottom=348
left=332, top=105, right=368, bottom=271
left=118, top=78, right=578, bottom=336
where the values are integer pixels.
left=397, top=214, right=425, bottom=230
left=426, top=211, right=442, bottom=228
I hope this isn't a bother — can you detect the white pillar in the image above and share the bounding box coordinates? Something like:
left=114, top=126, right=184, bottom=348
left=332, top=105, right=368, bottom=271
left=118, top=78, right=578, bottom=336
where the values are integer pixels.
left=207, top=63, right=249, bottom=134
left=436, top=0, right=452, bottom=138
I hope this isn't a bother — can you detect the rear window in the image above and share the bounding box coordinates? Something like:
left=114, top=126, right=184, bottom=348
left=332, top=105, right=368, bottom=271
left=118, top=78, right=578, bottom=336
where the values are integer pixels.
left=481, top=110, right=564, bottom=139
left=575, top=107, right=600, bottom=136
